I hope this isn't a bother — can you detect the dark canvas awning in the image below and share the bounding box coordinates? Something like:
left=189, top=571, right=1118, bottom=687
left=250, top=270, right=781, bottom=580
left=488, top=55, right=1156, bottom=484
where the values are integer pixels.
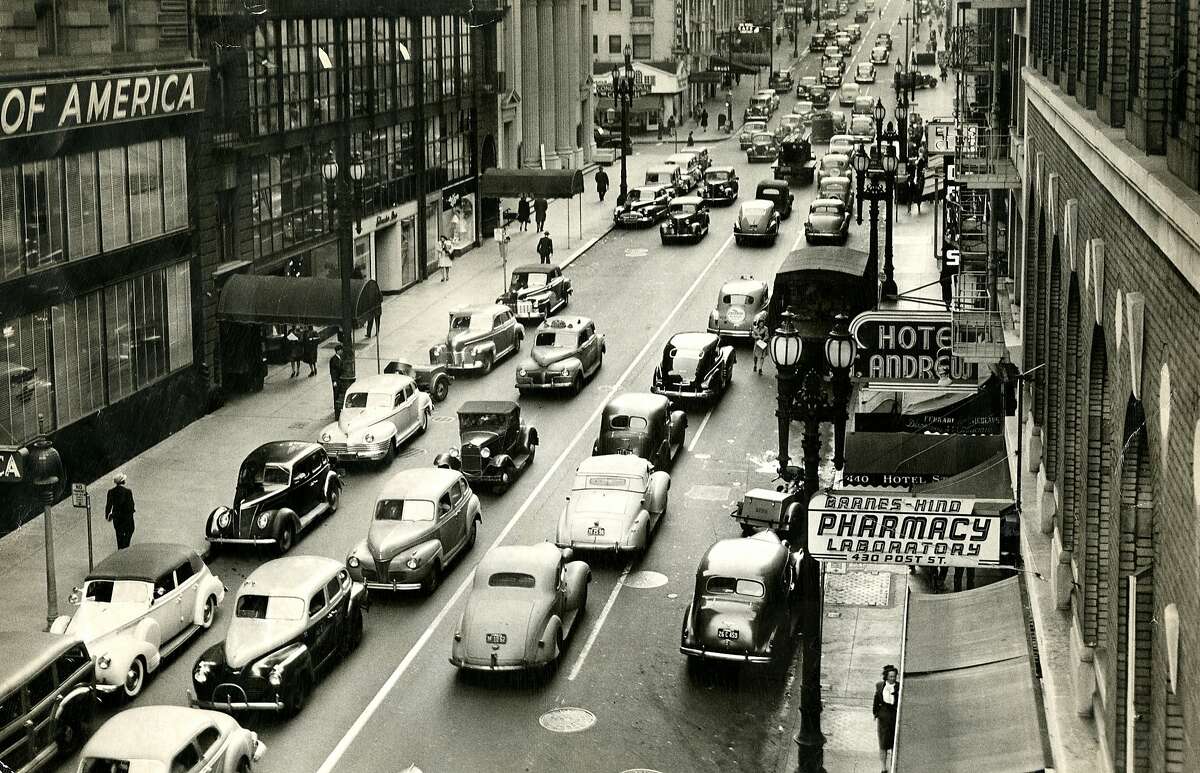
left=217, top=275, right=383, bottom=326
left=690, top=70, right=726, bottom=84
left=708, top=55, right=759, bottom=74
left=855, top=377, right=1005, bottom=434
left=842, top=431, right=1007, bottom=487
left=894, top=578, right=1048, bottom=772
left=479, top=168, right=585, bottom=199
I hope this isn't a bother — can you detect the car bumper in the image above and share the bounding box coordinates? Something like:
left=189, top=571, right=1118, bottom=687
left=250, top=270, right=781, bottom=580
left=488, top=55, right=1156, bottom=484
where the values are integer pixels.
left=206, top=536, right=278, bottom=546
left=614, top=214, right=657, bottom=227
left=188, top=690, right=285, bottom=712
left=652, top=383, right=718, bottom=400
left=516, top=374, right=576, bottom=390
left=856, top=76, right=875, bottom=83
left=350, top=562, right=432, bottom=590
left=679, top=645, right=772, bottom=664
left=462, top=469, right=511, bottom=484
left=555, top=538, right=640, bottom=553
left=450, top=655, right=547, bottom=671
left=806, top=231, right=847, bottom=243
left=364, top=579, right=424, bottom=591
left=734, top=229, right=777, bottom=242
left=322, top=440, right=391, bottom=461
left=707, top=326, right=752, bottom=338
left=660, top=231, right=704, bottom=243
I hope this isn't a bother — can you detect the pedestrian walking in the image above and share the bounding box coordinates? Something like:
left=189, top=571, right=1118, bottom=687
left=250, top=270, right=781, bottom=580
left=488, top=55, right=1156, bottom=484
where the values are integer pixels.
left=286, top=326, right=302, bottom=377
left=686, top=131, right=695, bottom=147
left=105, top=473, right=136, bottom=550
left=533, top=197, right=549, bottom=232
left=517, top=196, right=531, bottom=231
left=537, top=231, right=554, bottom=264
left=751, top=314, right=770, bottom=373
left=701, top=108, right=709, bottom=131
left=438, top=236, right=454, bottom=281
left=873, top=665, right=900, bottom=773
left=364, top=304, right=382, bottom=338
left=329, top=342, right=345, bottom=418
left=301, top=325, right=318, bottom=376
left=595, top=168, right=609, bottom=202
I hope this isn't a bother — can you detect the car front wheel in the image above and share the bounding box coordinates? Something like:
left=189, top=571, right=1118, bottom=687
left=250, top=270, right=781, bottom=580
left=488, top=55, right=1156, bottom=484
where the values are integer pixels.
left=431, top=376, right=450, bottom=403
left=121, top=657, right=146, bottom=700
left=277, top=524, right=295, bottom=555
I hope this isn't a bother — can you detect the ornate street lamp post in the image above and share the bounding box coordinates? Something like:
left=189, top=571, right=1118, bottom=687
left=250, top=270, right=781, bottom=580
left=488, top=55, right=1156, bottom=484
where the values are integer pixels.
left=771, top=311, right=857, bottom=773
left=322, top=148, right=366, bottom=405
left=611, top=45, right=635, bottom=206
left=25, top=418, right=64, bottom=628
left=853, top=142, right=899, bottom=300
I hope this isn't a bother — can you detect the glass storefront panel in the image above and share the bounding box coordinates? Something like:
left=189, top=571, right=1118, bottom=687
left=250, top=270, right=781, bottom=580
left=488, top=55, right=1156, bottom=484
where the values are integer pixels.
left=0, top=310, right=53, bottom=444
left=128, top=140, right=164, bottom=244
left=65, top=151, right=101, bottom=260
left=51, top=291, right=105, bottom=427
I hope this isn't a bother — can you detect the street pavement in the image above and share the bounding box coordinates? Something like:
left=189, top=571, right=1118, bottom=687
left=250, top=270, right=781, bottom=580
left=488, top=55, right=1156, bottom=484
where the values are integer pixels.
left=1, top=0, right=971, bottom=770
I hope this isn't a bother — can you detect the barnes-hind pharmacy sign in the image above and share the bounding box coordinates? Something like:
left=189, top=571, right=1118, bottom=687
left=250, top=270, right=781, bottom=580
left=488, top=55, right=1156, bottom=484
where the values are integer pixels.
left=0, top=66, right=207, bottom=139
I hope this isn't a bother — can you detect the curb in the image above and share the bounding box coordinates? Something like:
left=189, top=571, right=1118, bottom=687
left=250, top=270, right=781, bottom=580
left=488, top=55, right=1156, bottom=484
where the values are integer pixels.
left=559, top=222, right=615, bottom=271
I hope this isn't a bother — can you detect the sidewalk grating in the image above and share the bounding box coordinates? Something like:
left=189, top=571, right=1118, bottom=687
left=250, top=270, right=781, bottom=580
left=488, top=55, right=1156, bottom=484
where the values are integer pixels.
left=825, top=571, right=892, bottom=607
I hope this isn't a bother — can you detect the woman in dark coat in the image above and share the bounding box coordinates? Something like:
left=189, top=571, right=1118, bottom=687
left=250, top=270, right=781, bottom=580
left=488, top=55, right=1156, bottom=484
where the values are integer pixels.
left=516, top=196, right=531, bottom=231
left=873, top=664, right=900, bottom=772
left=300, top=325, right=319, bottom=376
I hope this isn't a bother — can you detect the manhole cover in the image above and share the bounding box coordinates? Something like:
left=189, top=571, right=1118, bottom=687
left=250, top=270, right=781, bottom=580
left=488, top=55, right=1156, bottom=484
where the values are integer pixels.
left=625, top=248, right=648, bottom=258
left=397, top=448, right=427, bottom=459
left=622, top=570, right=668, bottom=589
left=433, top=415, right=454, bottom=423
left=539, top=707, right=596, bottom=733
left=687, top=484, right=731, bottom=501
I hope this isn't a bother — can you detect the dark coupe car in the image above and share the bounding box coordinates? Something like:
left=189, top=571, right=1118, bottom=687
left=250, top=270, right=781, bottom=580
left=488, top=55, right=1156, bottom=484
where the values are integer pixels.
left=680, top=531, right=801, bottom=666
left=435, top=401, right=538, bottom=492
left=755, top=179, right=794, bottom=219
left=702, top=166, right=739, bottom=205
left=430, top=304, right=524, bottom=374
left=768, top=70, right=794, bottom=93
left=660, top=196, right=710, bottom=244
left=804, top=198, right=852, bottom=244
left=497, top=264, right=572, bottom=323
left=734, top=200, right=781, bottom=246
left=189, top=556, right=366, bottom=716
left=515, top=316, right=605, bottom=395
left=809, top=33, right=827, bottom=52
left=593, top=393, right=687, bottom=471
left=613, top=184, right=672, bottom=227
left=206, top=441, right=342, bottom=554
left=651, top=332, right=736, bottom=404
left=796, top=75, right=819, bottom=100
left=808, top=84, right=830, bottom=110
left=746, top=132, right=780, bottom=163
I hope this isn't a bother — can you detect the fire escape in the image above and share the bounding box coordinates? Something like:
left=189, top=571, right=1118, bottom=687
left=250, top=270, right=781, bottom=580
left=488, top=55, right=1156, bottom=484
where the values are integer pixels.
left=943, top=1, right=1019, bottom=363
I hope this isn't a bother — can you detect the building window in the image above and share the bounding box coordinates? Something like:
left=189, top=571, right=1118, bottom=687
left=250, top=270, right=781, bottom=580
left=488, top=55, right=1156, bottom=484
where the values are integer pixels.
left=1126, top=0, right=1141, bottom=104
left=593, top=0, right=598, bottom=8
left=609, top=35, right=622, bottom=54
left=396, top=18, right=416, bottom=108
left=0, top=310, right=53, bottom=445
left=609, top=0, right=621, bottom=9
left=312, top=19, right=338, bottom=123
left=250, top=149, right=328, bottom=262
left=249, top=21, right=281, bottom=135
left=109, top=0, right=127, bottom=52
left=348, top=17, right=372, bottom=115
left=21, top=159, right=65, bottom=271
left=593, top=35, right=598, bottom=54
left=373, top=18, right=396, bottom=113
left=105, top=269, right=169, bottom=401
left=1169, top=0, right=1189, bottom=137
left=127, top=141, right=164, bottom=244
left=161, top=138, right=188, bottom=233
left=51, top=291, right=105, bottom=427
left=1098, top=0, right=1109, bottom=91
left=632, top=34, right=651, bottom=60
left=65, top=152, right=100, bottom=260
left=99, top=147, right=130, bottom=252
left=280, top=20, right=312, bottom=131
left=0, top=167, right=19, bottom=280
left=35, top=0, right=57, bottom=56
left=632, top=0, right=652, bottom=17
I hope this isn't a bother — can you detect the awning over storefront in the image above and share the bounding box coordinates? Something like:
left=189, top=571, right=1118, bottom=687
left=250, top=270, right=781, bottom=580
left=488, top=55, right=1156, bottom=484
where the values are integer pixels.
left=841, top=431, right=1006, bottom=487
left=478, top=168, right=585, bottom=199
left=708, top=55, right=759, bottom=74
left=911, top=452, right=1012, bottom=503
left=855, top=376, right=1005, bottom=434
left=690, top=70, right=726, bottom=84
left=894, top=578, right=1048, bottom=772
left=217, top=275, right=383, bottom=326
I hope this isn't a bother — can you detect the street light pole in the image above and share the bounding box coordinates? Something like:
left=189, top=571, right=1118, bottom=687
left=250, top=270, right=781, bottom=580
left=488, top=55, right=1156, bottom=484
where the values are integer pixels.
left=853, top=142, right=899, bottom=301
left=26, top=416, right=63, bottom=629
left=612, top=45, right=634, bottom=206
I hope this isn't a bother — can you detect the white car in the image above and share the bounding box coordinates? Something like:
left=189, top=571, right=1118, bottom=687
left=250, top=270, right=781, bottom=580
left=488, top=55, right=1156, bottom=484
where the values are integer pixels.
left=52, top=544, right=226, bottom=699
left=78, top=705, right=265, bottom=773
left=855, top=61, right=877, bottom=84
left=555, top=454, right=670, bottom=553
left=755, top=88, right=780, bottom=112
left=320, top=373, right=432, bottom=463
left=828, top=133, right=857, bottom=156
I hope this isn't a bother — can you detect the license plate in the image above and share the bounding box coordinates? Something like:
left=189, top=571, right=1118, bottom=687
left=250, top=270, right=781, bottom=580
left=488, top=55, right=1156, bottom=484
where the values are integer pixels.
left=587, top=526, right=606, bottom=536
left=486, top=633, right=507, bottom=645
left=717, top=628, right=740, bottom=640
left=517, top=302, right=532, bottom=315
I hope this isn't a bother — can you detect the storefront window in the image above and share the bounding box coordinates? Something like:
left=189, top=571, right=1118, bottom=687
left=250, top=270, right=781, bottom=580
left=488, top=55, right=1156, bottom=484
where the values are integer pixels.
left=161, top=138, right=188, bottom=233
left=128, top=140, right=164, bottom=243
left=65, top=151, right=100, bottom=260
left=22, top=159, right=65, bottom=270
left=250, top=149, right=328, bottom=262
left=0, top=311, right=53, bottom=445
left=99, top=147, right=130, bottom=252
left=105, top=266, right=177, bottom=401
left=0, top=167, right=23, bottom=280
left=51, top=290, right=104, bottom=427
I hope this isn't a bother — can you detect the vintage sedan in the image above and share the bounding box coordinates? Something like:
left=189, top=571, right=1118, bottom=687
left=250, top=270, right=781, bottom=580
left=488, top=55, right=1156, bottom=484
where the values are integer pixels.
left=743, top=100, right=771, bottom=122
left=613, top=184, right=672, bottom=227
left=51, top=544, right=225, bottom=700
left=820, top=65, right=844, bottom=89
left=852, top=95, right=875, bottom=116
left=664, top=152, right=704, bottom=191
left=828, top=133, right=857, bottom=156
left=845, top=23, right=862, bottom=42
left=206, top=441, right=341, bottom=554
left=707, top=277, right=770, bottom=340
left=855, top=61, right=877, bottom=83
left=773, top=113, right=806, bottom=141
left=346, top=468, right=481, bottom=593
left=808, top=33, right=827, bottom=53
left=733, top=200, right=781, bottom=246
left=435, top=401, right=538, bottom=492
left=555, top=455, right=669, bottom=553
left=876, top=32, right=892, bottom=50
left=383, top=358, right=452, bottom=403
left=497, top=263, right=572, bottom=322
left=850, top=113, right=876, bottom=144
left=746, top=132, right=779, bottom=163
left=823, top=45, right=845, bottom=67
left=189, top=556, right=366, bottom=715
left=818, top=175, right=854, bottom=211
left=804, top=198, right=852, bottom=244
left=319, top=374, right=431, bottom=464
left=755, top=179, right=794, bottom=219
left=870, top=45, right=890, bottom=64
left=793, top=100, right=816, bottom=124
left=679, top=531, right=802, bottom=666
left=796, top=76, right=818, bottom=102
left=808, top=83, right=831, bottom=110
left=593, top=393, right=687, bottom=471
left=77, top=706, right=265, bottom=773
left=450, top=543, right=590, bottom=673
left=737, top=120, right=768, bottom=149
left=515, top=316, right=605, bottom=394
left=768, top=70, right=794, bottom=93
left=660, top=196, right=711, bottom=244
left=702, top=166, right=740, bottom=205
left=838, top=82, right=861, bottom=107
left=755, top=88, right=780, bottom=112
left=430, top=304, right=524, bottom=373
left=0, top=631, right=95, bottom=770
left=816, top=152, right=852, bottom=185
left=652, top=332, right=736, bottom=404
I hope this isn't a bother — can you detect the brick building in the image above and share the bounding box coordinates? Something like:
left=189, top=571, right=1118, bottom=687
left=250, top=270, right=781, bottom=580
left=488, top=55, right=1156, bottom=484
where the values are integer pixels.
left=1020, top=0, right=1199, bottom=769
left=0, top=1, right=207, bottom=533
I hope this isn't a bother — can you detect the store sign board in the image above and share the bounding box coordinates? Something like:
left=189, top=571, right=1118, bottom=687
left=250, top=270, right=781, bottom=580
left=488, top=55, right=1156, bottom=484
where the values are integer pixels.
left=0, top=446, right=25, bottom=483
left=0, top=66, right=208, bottom=139
left=807, top=492, right=1001, bottom=567
left=737, top=22, right=760, bottom=33
left=925, top=119, right=978, bottom=155
left=849, top=310, right=980, bottom=391
left=674, top=0, right=685, bottom=51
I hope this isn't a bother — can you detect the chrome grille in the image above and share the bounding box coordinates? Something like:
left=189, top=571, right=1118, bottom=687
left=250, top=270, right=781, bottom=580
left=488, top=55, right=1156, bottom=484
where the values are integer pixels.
left=517, top=300, right=534, bottom=316
left=460, top=446, right=483, bottom=474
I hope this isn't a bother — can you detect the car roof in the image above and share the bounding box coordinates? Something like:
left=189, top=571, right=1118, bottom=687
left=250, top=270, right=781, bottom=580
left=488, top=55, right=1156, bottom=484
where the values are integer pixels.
left=830, top=133, right=856, bottom=143
left=511, top=263, right=557, bottom=274
left=633, top=185, right=667, bottom=195
left=240, top=555, right=344, bottom=597
left=757, top=179, right=790, bottom=191
left=577, top=454, right=652, bottom=477
left=743, top=120, right=766, bottom=128
left=647, top=164, right=679, bottom=173
left=699, top=531, right=787, bottom=579
left=536, top=316, right=593, bottom=332
left=811, top=198, right=848, bottom=209
left=604, top=392, right=670, bottom=416
left=857, top=61, right=873, bottom=68
left=378, top=467, right=463, bottom=501
left=670, top=196, right=705, bottom=206
left=821, top=175, right=852, bottom=186
left=87, top=543, right=200, bottom=583
left=822, top=152, right=850, bottom=162
left=250, top=440, right=321, bottom=465
left=82, top=706, right=234, bottom=762
left=346, top=373, right=416, bottom=393
left=476, top=543, right=562, bottom=587
left=752, top=131, right=774, bottom=139
left=666, top=153, right=698, bottom=163
left=741, top=200, right=775, bottom=212
left=668, top=331, right=719, bottom=350
left=719, top=278, right=768, bottom=296
left=448, top=303, right=511, bottom=316
left=0, top=632, right=84, bottom=700
left=707, top=165, right=736, bottom=173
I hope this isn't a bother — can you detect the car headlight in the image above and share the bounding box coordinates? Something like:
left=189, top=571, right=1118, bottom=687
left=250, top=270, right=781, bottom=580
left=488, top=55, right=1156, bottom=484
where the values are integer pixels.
left=559, top=368, right=572, bottom=377
left=480, top=447, right=491, bottom=459
left=97, top=656, right=111, bottom=670
left=406, top=556, right=419, bottom=569
left=268, top=667, right=283, bottom=686
left=320, top=432, right=332, bottom=443
left=217, top=510, right=231, bottom=529
left=364, top=433, right=375, bottom=444
left=449, top=447, right=460, bottom=457
left=194, top=662, right=212, bottom=683
left=518, top=368, right=527, bottom=377
left=257, top=512, right=271, bottom=530
left=348, top=555, right=360, bottom=568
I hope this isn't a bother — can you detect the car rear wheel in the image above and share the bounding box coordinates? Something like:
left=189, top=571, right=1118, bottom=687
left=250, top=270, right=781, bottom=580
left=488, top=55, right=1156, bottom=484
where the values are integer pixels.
left=327, top=485, right=340, bottom=513
left=419, top=408, right=430, bottom=435
left=466, top=519, right=478, bottom=550
left=55, top=706, right=87, bottom=753
left=201, top=595, right=218, bottom=629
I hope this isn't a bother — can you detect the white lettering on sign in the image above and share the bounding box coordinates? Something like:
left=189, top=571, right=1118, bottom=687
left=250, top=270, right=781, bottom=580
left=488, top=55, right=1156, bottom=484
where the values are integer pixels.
left=2, top=455, right=19, bottom=479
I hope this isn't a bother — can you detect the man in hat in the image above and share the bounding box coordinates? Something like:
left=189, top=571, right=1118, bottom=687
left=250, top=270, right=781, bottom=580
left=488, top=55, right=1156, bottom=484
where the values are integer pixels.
left=105, top=473, right=136, bottom=549
left=329, top=342, right=346, bottom=418
left=537, top=231, right=554, bottom=264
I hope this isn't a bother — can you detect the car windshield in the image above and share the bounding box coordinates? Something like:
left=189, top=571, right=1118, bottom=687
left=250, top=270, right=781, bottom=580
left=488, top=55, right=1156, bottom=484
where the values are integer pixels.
left=84, top=579, right=150, bottom=604
left=235, top=594, right=305, bottom=620
left=374, top=498, right=436, bottom=522
left=608, top=414, right=649, bottom=431
left=489, top=572, right=535, bottom=588
left=460, top=412, right=508, bottom=431
left=752, top=133, right=773, bottom=143
left=237, top=461, right=290, bottom=498
left=852, top=117, right=872, bottom=130
left=705, top=170, right=731, bottom=182
left=450, top=314, right=490, bottom=332
left=671, top=203, right=698, bottom=215
left=344, top=391, right=393, bottom=409
left=705, top=576, right=766, bottom=598
left=534, top=331, right=575, bottom=348
left=858, top=64, right=871, bottom=73
left=759, top=187, right=784, bottom=198
left=824, top=68, right=840, bottom=77
left=575, top=474, right=637, bottom=491
left=627, top=188, right=654, bottom=202
left=822, top=158, right=845, bottom=171
left=743, top=122, right=766, bottom=133
left=510, top=272, right=548, bottom=291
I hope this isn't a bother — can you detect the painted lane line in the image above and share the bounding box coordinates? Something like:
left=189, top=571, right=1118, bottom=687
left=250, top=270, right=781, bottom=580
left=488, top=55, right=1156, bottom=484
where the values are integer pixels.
left=566, top=561, right=632, bottom=682
left=687, top=407, right=715, bottom=454
left=315, top=232, right=738, bottom=773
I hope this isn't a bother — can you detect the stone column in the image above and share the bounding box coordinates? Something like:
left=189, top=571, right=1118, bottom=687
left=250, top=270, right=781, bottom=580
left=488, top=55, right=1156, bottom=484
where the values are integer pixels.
left=580, top=0, right=594, bottom=164
left=520, top=0, right=540, bottom=168
left=538, top=0, right=560, bottom=168
left=564, top=0, right=581, bottom=166
left=553, top=0, right=573, bottom=165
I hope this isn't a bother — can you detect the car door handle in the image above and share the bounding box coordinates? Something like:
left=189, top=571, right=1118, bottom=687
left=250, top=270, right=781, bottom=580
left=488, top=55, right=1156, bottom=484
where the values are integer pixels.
left=327, top=610, right=338, bottom=620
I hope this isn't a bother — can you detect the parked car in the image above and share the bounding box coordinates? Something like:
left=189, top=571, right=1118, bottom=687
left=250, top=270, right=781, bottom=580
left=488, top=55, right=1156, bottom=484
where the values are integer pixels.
left=816, top=152, right=852, bottom=184
left=644, top=164, right=687, bottom=197
left=774, top=113, right=806, bottom=141
left=850, top=113, right=876, bottom=144
left=707, top=277, right=770, bottom=340
left=796, top=75, right=819, bottom=101
left=738, top=120, right=768, bottom=149
left=854, top=8, right=869, bottom=22
left=515, top=316, right=605, bottom=395
left=383, top=358, right=452, bottom=403
left=593, top=393, right=686, bottom=470
left=206, top=441, right=341, bottom=554
left=675, top=146, right=711, bottom=171
left=755, top=179, right=795, bottom=219
left=838, top=82, right=861, bottom=107
left=78, top=706, right=265, bottom=773
left=651, top=332, right=736, bottom=404
left=50, top=544, right=226, bottom=700
left=855, top=61, right=877, bottom=84
left=804, top=198, right=852, bottom=244
left=0, top=631, right=94, bottom=770
left=613, top=184, right=672, bottom=227
left=808, top=84, right=831, bottom=110
left=497, top=263, right=572, bottom=323
left=768, top=70, right=794, bottom=93
left=435, top=401, right=538, bottom=492
left=852, top=95, right=876, bottom=116
left=430, top=304, right=524, bottom=374
left=660, top=196, right=711, bottom=245
left=828, top=133, right=857, bottom=156
left=746, top=132, right=780, bottom=163
left=555, top=455, right=670, bottom=553
left=449, top=543, right=590, bottom=673
left=594, top=125, right=629, bottom=151
left=679, top=531, right=801, bottom=665
left=318, top=374, right=431, bottom=464
left=702, top=166, right=740, bottom=205
left=870, top=45, right=890, bottom=64
left=818, top=175, right=855, bottom=211
left=345, top=468, right=481, bottom=593
left=821, top=65, right=843, bottom=89
left=734, top=200, right=782, bottom=246
left=190, top=556, right=366, bottom=714
left=665, top=152, right=704, bottom=191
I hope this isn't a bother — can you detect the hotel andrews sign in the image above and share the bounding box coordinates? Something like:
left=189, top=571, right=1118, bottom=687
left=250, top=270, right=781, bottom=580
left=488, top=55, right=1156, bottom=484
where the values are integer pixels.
left=0, top=66, right=207, bottom=139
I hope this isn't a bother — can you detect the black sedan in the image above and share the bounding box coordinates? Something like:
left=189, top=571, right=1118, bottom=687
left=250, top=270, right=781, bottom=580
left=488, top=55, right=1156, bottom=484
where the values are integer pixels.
left=613, top=185, right=672, bottom=227
left=435, top=401, right=538, bottom=492
left=804, top=198, right=851, bottom=244
left=660, top=196, right=711, bottom=244
left=702, top=166, right=740, bottom=205
left=651, top=331, right=736, bottom=404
